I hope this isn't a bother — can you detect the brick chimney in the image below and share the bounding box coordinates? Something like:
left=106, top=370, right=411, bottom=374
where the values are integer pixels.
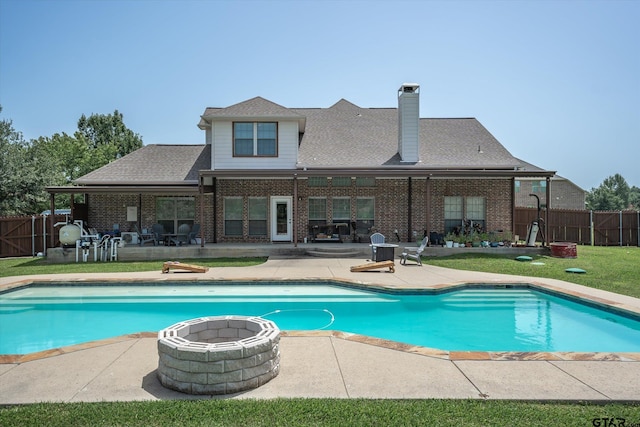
left=398, top=83, right=420, bottom=163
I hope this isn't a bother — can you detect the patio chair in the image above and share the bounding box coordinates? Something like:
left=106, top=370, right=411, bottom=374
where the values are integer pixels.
left=400, top=236, right=428, bottom=266
left=97, top=234, right=111, bottom=261
left=188, top=224, right=201, bottom=244
left=169, top=223, right=191, bottom=246
left=135, top=224, right=157, bottom=246
left=152, top=224, right=166, bottom=245
left=369, top=232, right=385, bottom=260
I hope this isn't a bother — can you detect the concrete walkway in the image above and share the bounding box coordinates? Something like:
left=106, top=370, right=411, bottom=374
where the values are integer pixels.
left=1, top=258, right=639, bottom=403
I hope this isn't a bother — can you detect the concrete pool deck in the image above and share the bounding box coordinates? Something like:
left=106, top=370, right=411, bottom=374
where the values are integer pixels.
left=1, top=257, right=639, bottom=403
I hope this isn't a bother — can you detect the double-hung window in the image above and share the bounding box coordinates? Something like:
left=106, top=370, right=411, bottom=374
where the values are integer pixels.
left=308, top=198, right=327, bottom=228
left=444, top=196, right=486, bottom=233
left=233, top=122, right=277, bottom=157
left=224, top=197, right=243, bottom=236
left=248, top=197, right=267, bottom=236
left=356, top=197, right=374, bottom=234
left=156, top=197, right=195, bottom=233
left=332, top=198, right=350, bottom=224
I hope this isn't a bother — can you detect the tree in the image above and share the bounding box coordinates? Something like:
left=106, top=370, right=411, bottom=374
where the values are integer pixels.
left=0, top=106, right=46, bottom=215
left=630, top=186, right=640, bottom=210
left=76, top=109, right=143, bottom=163
left=0, top=107, right=144, bottom=215
left=586, top=174, right=634, bottom=210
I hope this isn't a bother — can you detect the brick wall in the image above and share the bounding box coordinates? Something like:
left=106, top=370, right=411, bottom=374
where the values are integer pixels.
left=85, top=177, right=515, bottom=243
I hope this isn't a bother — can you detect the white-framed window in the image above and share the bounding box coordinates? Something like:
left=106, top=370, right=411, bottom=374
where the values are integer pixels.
left=515, top=180, right=521, bottom=193
left=444, top=196, right=486, bottom=233
left=465, top=196, right=486, bottom=230
left=444, top=196, right=463, bottom=233
left=156, top=197, right=195, bottom=234
left=308, top=197, right=327, bottom=227
left=332, top=197, right=350, bottom=223
left=233, top=122, right=277, bottom=157
left=224, top=197, right=243, bottom=236
left=248, top=197, right=267, bottom=236
left=356, top=197, right=374, bottom=234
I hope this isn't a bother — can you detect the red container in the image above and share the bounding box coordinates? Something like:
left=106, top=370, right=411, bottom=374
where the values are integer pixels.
left=550, top=242, right=577, bottom=258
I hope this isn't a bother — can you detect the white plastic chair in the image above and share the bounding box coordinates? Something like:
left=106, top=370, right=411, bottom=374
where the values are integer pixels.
left=369, top=232, right=385, bottom=260
left=400, top=236, right=428, bottom=266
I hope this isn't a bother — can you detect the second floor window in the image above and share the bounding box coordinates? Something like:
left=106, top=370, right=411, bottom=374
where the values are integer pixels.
left=233, top=122, right=277, bottom=157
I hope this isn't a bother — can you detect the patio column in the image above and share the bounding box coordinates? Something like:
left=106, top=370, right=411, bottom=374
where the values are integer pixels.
left=49, top=192, right=56, bottom=248
left=293, top=174, right=298, bottom=247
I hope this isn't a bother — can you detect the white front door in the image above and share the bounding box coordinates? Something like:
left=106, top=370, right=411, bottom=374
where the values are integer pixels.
left=271, top=196, right=292, bottom=242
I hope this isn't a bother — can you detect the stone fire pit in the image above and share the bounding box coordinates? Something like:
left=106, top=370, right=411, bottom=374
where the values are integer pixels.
left=157, top=315, right=280, bottom=395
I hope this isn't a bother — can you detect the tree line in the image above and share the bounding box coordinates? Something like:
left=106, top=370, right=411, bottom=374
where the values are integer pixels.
left=586, top=173, right=640, bottom=211
left=1, top=105, right=142, bottom=215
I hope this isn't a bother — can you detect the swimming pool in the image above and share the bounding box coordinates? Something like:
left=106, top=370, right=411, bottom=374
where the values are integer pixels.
left=1, top=281, right=640, bottom=355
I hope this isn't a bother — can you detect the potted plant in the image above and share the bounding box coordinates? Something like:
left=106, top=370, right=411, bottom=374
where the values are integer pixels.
left=471, top=233, right=481, bottom=247
left=444, top=232, right=455, bottom=248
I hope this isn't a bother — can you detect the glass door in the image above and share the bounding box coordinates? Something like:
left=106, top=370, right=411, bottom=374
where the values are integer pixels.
left=270, top=196, right=292, bottom=242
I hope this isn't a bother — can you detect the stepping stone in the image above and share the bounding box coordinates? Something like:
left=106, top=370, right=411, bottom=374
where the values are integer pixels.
left=565, top=267, right=587, bottom=274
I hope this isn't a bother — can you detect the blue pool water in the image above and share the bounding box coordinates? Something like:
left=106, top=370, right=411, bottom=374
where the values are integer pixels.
left=1, top=282, right=640, bottom=355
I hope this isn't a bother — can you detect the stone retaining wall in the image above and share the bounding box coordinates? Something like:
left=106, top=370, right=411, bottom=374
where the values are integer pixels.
left=157, top=315, right=280, bottom=395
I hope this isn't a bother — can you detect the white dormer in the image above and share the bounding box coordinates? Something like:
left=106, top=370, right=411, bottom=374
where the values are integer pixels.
left=198, top=97, right=306, bottom=170
left=398, top=83, right=420, bottom=163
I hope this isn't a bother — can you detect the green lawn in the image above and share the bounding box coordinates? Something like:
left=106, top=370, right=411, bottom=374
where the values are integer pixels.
left=0, top=399, right=638, bottom=427
left=1, top=247, right=639, bottom=426
left=423, top=245, right=640, bottom=299
left=0, top=257, right=267, bottom=278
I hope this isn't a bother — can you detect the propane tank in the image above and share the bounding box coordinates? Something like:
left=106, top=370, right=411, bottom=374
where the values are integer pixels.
left=59, top=223, right=81, bottom=246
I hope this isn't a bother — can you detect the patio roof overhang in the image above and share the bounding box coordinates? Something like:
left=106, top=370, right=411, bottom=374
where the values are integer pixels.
left=46, top=185, right=199, bottom=194
left=198, top=167, right=556, bottom=179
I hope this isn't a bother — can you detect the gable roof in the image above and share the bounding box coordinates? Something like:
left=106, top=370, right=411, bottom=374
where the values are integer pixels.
left=74, top=144, right=210, bottom=186
left=294, top=100, right=518, bottom=169
left=199, top=96, right=306, bottom=129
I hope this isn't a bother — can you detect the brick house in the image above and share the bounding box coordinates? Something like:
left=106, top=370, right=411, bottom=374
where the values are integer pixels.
left=514, top=159, right=586, bottom=210
left=47, top=84, right=555, bottom=245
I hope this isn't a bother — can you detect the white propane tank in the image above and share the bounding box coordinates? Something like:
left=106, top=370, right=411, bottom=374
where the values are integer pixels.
left=59, top=223, right=81, bottom=246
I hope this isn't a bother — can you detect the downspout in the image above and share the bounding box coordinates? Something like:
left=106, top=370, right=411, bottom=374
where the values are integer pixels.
left=511, top=177, right=516, bottom=241
left=545, top=177, right=550, bottom=246
left=213, top=177, right=217, bottom=243
left=407, top=177, right=412, bottom=242
left=426, top=177, right=431, bottom=236
left=199, top=177, right=205, bottom=247
left=293, top=174, right=298, bottom=247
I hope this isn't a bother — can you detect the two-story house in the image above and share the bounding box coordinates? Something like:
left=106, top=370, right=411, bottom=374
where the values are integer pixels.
left=47, top=83, right=555, bottom=245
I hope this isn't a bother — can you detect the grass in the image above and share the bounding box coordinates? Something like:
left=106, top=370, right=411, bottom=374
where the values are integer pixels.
left=1, top=247, right=639, bottom=426
left=423, top=245, right=640, bottom=299
left=0, top=399, right=638, bottom=427
left=0, top=257, right=268, bottom=278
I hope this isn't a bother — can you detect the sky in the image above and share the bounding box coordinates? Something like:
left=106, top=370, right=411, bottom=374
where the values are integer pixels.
left=1, top=0, right=638, bottom=191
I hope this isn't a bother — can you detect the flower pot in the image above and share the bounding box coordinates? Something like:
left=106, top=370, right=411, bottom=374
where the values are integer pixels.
left=445, top=240, right=454, bottom=248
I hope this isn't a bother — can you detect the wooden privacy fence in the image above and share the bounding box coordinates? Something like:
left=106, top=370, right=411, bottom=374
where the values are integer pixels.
left=2, top=210, right=639, bottom=258
left=0, top=214, right=67, bottom=258
left=515, top=208, right=640, bottom=246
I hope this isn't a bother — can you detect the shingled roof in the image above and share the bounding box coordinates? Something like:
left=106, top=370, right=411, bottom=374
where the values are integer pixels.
left=293, top=99, right=519, bottom=169
left=75, top=144, right=210, bottom=185
left=73, top=95, right=551, bottom=186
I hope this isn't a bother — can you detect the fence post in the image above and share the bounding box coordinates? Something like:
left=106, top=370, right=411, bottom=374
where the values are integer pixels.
left=619, top=210, right=623, bottom=247
left=590, top=210, right=594, bottom=246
